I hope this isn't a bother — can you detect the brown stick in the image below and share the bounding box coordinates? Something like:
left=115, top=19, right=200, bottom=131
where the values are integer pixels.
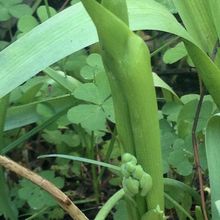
left=0, top=156, right=89, bottom=220
left=191, top=83, right=208, bottom=220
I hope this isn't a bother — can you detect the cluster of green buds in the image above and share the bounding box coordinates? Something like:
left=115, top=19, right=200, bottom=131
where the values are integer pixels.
left=121, top=153, right=153, bottom=197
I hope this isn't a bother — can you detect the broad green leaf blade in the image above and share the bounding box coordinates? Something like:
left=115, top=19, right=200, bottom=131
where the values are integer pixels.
left=0, top=0, right=192, bottom=99
left=128, top=0, right=192, bottom=42
left=172, top=0, right=217, bottom=54
left=43, top=67, right=81, bottom=93
left=153, top=72, right=180, bottom=102
left=0, top=0, right=220, bottom=111
left=216, top=200, right=220, bottom=218
left=163, top=42, right=187, bottom=64
left=5, top=95, right=76, bottom=131
left=205, top=113, right=220, bottom=220
left=184, top=40, right=220, bottom=109
left=207, top=1, right=220, bottom=39
left=164, top=178, right=200, bottom=204
left=0, top=2, right=97, bottom=98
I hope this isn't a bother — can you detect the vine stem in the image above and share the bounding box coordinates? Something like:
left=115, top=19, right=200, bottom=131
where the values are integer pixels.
left=59, top=0, right=70, bottom=12
left=191, top=39, right=219, bottom=220
left=192, top=77, right=208, bottom=220
left=0, top=156, right=88, bottom=220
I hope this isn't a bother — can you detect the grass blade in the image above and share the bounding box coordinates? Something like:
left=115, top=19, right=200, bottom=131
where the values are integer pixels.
left=38, top=154, right=120, bottom=171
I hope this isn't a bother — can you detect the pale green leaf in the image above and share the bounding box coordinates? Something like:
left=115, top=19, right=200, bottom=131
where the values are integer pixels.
left=5, top=95, right=75, bottom=131
left=0, top=0, right=192, bottom=98
left=172, top=0, right=217, bottom=54
left=9, top=4, right=32, bottom=18
left=44, top=68, right=81, bottom=93
left=17, top=15, right=39, bottom=33
left=37, top=5, right=57, bottom=22
left=73, top=83, right=103, bottom=104
left=205, top=114, right=220, bottom=220
left=163, top=42, right=187, bottom=64
left=67, top=104, right=106, bottom=131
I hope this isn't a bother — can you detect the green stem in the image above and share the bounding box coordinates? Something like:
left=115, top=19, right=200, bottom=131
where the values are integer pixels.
left=95, top=189, right=125, bottom=220
left=90, top=132, right=100, bottom=203
left=150, top=36, right=180, bottom=57
left=25, top=207, right=48, bottom=220
left=0, top=95, right=17, bottom=219
left=98, top=128, right=117, bottom=181
left=32, top=0, right=42, bottom=13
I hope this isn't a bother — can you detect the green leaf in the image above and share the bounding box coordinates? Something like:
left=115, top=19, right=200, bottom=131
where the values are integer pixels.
left=168, top=147, right=193, bottom=176
left=208, top=1, right=220, bottom=39
left=154, top=0, right=177, bottom=13
left=38, top=154, right=121, bottom=171
left=9, top=4, right=32, bottom=18
left=163, top=42, right=187, bottom=64
left=73, top=83, right=103, bottom=104
left=177, top=99, right=214, bottom=138
left=162, top=102, right=183, bottom=122
left=0, top=0, right=192, bottom=99
left=71, top=0, right=80, bottom=5
left=153, top=72, right=180, bottom=102
left=86, top=53, right=104, bottom=68
left=17, top=15, right=39, bottom=33
left=102, top=98, right=115, bottom=122
left=67, top=104, right=106, bottom=131
left=44, top=68, right=81, bottom=93
left=3, top=0, right=23, bottom=6
left=36, top=103, right=55, bottom=118
left=0, top=41, right=9, bottom=51
left=172, top=0, right=217, bottom=54
left=5, top=95, right=75, bottom=131
left=216, top=200, right=220, bottom=218
left=113, top=200, right=129, bottom=220
left=205, top=114, right=220, bottom=220
left=0, top=7, right=10, bottom=21
left=37, top=5, right=57, bottom=22
left=18, top=170, right=64, bottom=210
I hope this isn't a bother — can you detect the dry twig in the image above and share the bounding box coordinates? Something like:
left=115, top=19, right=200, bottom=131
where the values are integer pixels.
left=0, top=155, right=89, bottom=220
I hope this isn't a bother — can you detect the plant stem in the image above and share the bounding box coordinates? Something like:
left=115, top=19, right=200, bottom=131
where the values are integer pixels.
left=90, top=132, right=100, bottom=203
left=94, top=189, right=125, bottom=220
left=98, top=128, right=117, bottom=181
left=32, top=0, right=42, bottom=13
left=59, top=0, right=70, bottom=12
left=0, top=95, right=17, bottom=220
left=150, top=36, right=180, bottom=57
left=192, top=78, right=208, bottom=220
left=191, top=40, right=219, bottom=220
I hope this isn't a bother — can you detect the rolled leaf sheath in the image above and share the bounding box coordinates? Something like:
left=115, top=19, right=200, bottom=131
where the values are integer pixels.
left=81, top=0, right=164, bottom=213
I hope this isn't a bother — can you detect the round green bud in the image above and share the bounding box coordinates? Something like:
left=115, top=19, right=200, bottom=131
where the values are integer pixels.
left=140, top=173, right=152, bottom=196
left=123, top=177, right=139, bottom=195
left=126, top=162, right=136, bottom=173
left=121, top=164, right=130, bottom=177
left=122, top=153, right=133, bottom=163
left=132, top=165, right=144, bottom=180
